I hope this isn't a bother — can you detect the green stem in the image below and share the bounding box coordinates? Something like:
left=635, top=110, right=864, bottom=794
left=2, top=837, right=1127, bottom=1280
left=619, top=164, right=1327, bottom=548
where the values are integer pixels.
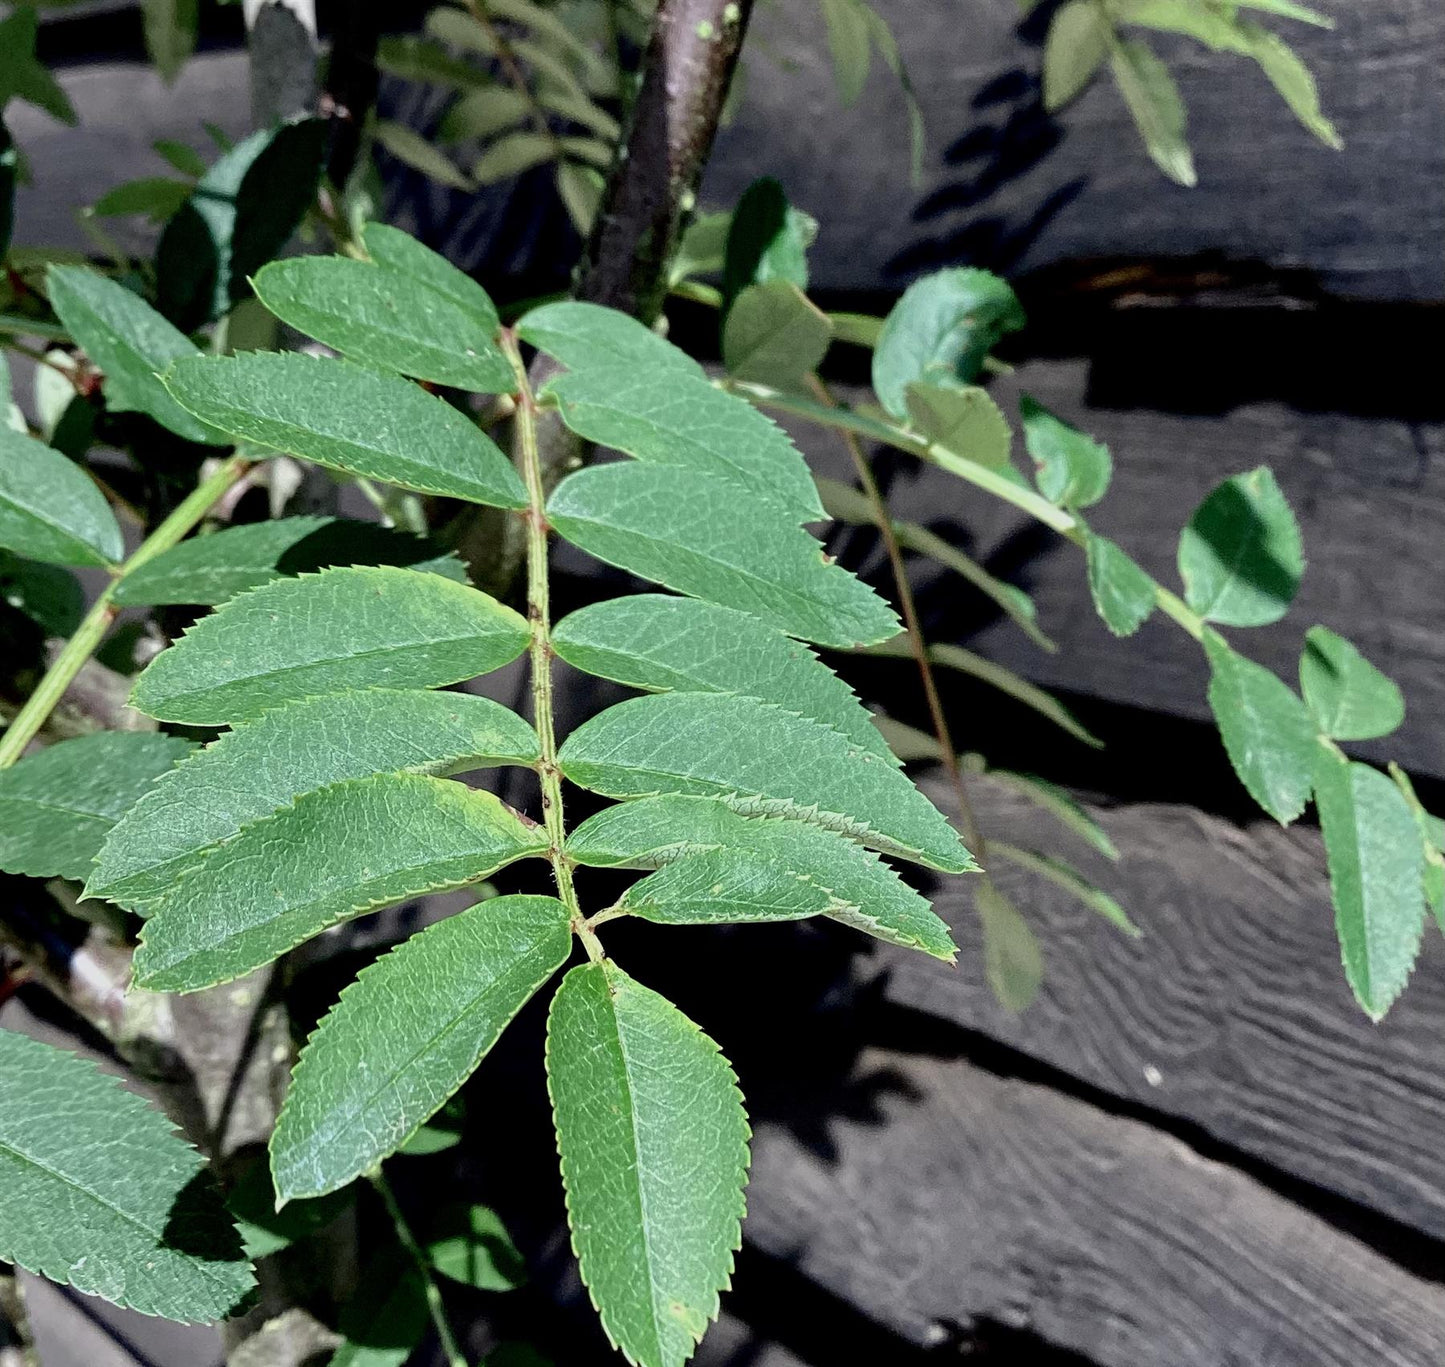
left=500, top=331, right=602, bottom=963
left=0, top=454, right=251, bottom=769
left=370, top=1171, right=468, bottom=1367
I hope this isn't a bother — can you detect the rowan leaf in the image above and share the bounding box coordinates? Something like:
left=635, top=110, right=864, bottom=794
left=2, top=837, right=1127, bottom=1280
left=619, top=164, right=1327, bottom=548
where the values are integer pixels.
left=1043, top=0, right=1110, bottom=109
left=360, top=223, right=502, bottom=332
left=543, top=365, right=824, bottom=521
left=226, top=1162, right=351, bottom=1260
left=327, top=1253, right=429, bottom=1367
left=438, top=86, right=531, bottom=143
left=0, top=8, right=77, bottom=124
left=129, top=565, right=529, bottom=725
left=373, top=119, right=474, bottom=190
left=1020, top=393, right=1111, bottom=507
left=1084, top=530, right=1157, bottom=636
left=559, top=692, right=974, bottom=873
left=141, top=0, right=199, bottom=82
left=472, top=131, right=556, bottom=184
left=272, top=896, right=570, bottom=1201
left=1111, top=37, right=1196, bottom=186
left=0, top=732, right=191, bottom=881
left=975, top=880, right=1043, bottom=1012
left=133, top=773, right=548, bottom=991
left=0, top=427, right=124, bottom=566
left=552, top=593, right=894, bottom=761
left=113, top=516, right=467, bottom=607
left=0, top=551, right=84, bottom=635
left=1388, top=762, right=1445, bottom=933
left=547, top=961, right=749, bottom=1367
left=904, top=383, right=1014, bottom=472
left=424, top=1203, right=527, bottom=1291
left=1179, top=467, right=1303, bottom=626
left=722, top=176, right=815, bottom=306
left=0, top=1028, right=253, bottom=1322
left=163, top=353, right=528, bottom=508
left=89, top=689, right=538, bottom=908
left=1299, top=626, right=1404, bottom=742
left=992, top=841, right=1140, bottom=936
left=819, top=0, right=872, bottom=105
left=1314, top=745, right=1425, bottom=1020
left=548, top=463, right=898, bottom=650
left=983, top=768, right=1120, bottom=860
left=91, top=177, right=193, bottom=222
left=516, top=300, right=703, bottom=378
left=1204, top=631, right=1315, bottom=824
left=252, top=256, right=513, bottom=393
left=721, top=281, right=832, bottom=390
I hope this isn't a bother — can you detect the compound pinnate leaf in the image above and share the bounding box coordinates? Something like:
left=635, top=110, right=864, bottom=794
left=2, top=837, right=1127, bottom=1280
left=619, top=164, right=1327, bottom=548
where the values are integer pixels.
left=252, top=256, right=513, bottom=393
left=543, top=364, right=824, bottom=521
left=1314, top=745, right=1425, bottom=1021
left=164, top=353, right=527, bottom=509
left=1084, top=530, right=1156, bottom=637
left=361, top=222, right=501, bottom=332
left=133, top=773, right=547, bottom=990
left=1299, top=626, right=1404, bottom=742
left=90, top=689, right=538, bottom=908
left=272, top=896, right=570, bottom=1202
left=559, top=692, right=974, bottom=873
left=0, top=427, right=124, bottom=567
left=548, top=463, right=898, bottom=651
left=722, top=281, right=832, bottom=390
left=113, top=516, right=466, bottom=607
left=130, top=565, right=529, bottom=725
left=0, top=1028, right=253, bottom=1322
left=516, top=300, right=703, bottom=378
left=552, top=594, right=894, bottom=762
left=976, top=880, right=1043, bottom=1012
left=46, top=266, right=222, bottom=444
left=1204, top=631, right=1315, bottom=824
left=1020, top=393, right=1112, bottom=508
left=0, top=732, right=190, bottom=881
left=872, top=268, right=1026, bottom=419
left=1179, top=467, right=1303, bottom=627
left=547, top=961, right=749, bottom=1367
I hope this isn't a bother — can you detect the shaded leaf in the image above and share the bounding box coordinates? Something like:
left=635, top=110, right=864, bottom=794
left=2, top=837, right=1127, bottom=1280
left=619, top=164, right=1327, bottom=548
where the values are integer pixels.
left=1299, top=625, right=1404, bottom=742
left=154, top=139, right=208, bottom=177
left=0, top=9, right=77, bottom=125
left=1020, top=393, right=1112, bottom=507
left=141, top=0, right=199, bottom=82
left=975, top=880, right=1042, bottom=1012
left=0, top=550, right=84, bottom=635
left=722, top=176, right=816, bottom=307
left=373, top=120, right=473, bottom=190
left=91, top=177, right=193, bottom=222
left=425, top=1203, right=527, bottom=1291
left=226, top=1162, right=351, bottom=1260
left=517, top=300, right=703, bottom=378
left=722, top=281, right=831, bottom=389
left=0, top=426, right=124, bottom=566
left=819, top=0, right=872, bottom=105
left=438, top=86, right=531, bottom=144
left=399, top=1096, right=466, bottom=1157
left=984, top=767, right=1119, bottom=860
left=1084, top=530, right=1156, bottom=637
left=1044, top=0, right=1110, bottom=109
left=376, top=35, right=489, bottom=89
left=473, top=131, right=556, bottom=184
left=327, top=1253, right=429, bottom=1367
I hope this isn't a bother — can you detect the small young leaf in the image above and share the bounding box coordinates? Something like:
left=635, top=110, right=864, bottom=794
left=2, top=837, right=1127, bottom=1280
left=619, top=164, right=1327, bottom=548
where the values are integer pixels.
left=1179, top=467, right=1303, bottom=627
left=90, top=689, right=538, bottom=908
left=328, top=1253, right=430, bottom=1367
left=130, top=565, right=530, bottom=725
left=134, top=774, right=548, bottom=991
left=272, top=896, right=570, bottom=1202
left=373, top=119, right=473, bottom=190
left=1020, top=393, right=1112, bottom=508
left=0, top=427, right=124, bottom=566
left=975, top=880, right=1043, bottom=1012
left=516, top=300, right=703, bottom=378
left=559, top=692, right=974, bottom=873
left=722, top=176, right=816, bottom=306
left=548, top=463, right=898, bottom=650
left=113, top=516, right=467, bottom=607
left=1084, top=530, right=1157, bottom=637
left=1314, top=745, right=1425, bottom=1020
left=547, top=961, right=749, bottom=1367
left=361, top=223, right=501, bottom=333
left=873, top=267, right=1026, bottom=418
left=0, top=551, right=84, bottom=636
left=1043, top=0, right=1110, bottom=109
left=722, top=281, right=832, bottom=389
left=164, top=353, right=528, bottom=508
left=553, top=594, right=894, bottom=761
left=0, top=8, right=78, bottom=125
left=991, top=841, right=1140, bottom=936
left=252, top=256, right=513, bottom=393
left=905, top=383, right=1014, bottom=472
left=0, top=732, right=191, bottom=881
left=543, top=365, right=824, bottom=521
left=0, top=1028, right=253, bottom=1322
left=1110, top=37, right=1196, bottom=186
left=425, top=1203, right=527, bottom=1291
left=1204, top=631, right=1315, bottom=824
left=1299, top=626, right=1404, bottom=742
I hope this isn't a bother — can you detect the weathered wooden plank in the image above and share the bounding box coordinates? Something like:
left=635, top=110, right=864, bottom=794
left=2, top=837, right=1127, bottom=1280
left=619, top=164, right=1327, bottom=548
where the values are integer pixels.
left=874, top=774, right=1445, bottom=1243
left=744, top=1041, right=1445, bottom=1366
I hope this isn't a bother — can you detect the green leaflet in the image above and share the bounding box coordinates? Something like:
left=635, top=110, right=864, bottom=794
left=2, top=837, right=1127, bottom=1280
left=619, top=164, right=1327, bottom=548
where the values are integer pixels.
left=0, top=1028, right=253, bottom=1322
left=1179, top=467, right=1303, bottom=627
left=516, top=300, right=703, bottom=378
left=252, top=255, right=513, bottom=393
left=975, top=880, right=1043, bottom=1012
left=1299, top=626, right=1404, bottom=742
left=375, top=119, right=476, bottom=189
left=819, top=0, right=872, bottom=105
left=1043, top=0, right=1110, bottom=109
left=1314, top=745, right=1425, bottom=1020
left=576, top=795, right=955, bottom=959
left=872, top=268, right=1026, bottom=419
left=438, top=85, right=528, bottom=142
left=327, top=1253, right=430, bottom=1367
left=89, top=689, right=538, bottom=908
left=722, top=281, right=832, bottom=390
left=0, top=427, right=124, bottom=567
left=722, top=177, right=816, bottom=307
left=558, top=692, right=974, bottom=873
left=1388, top=763, right=1445, bottom=933
left=133, top=773, right=548, bottom=991
left=0, top=732, right=191, bottom=881
left=905, top=383, right=1015, bottom=474
left=226, top=1162, right=351, bottom=1259
left=163, top=353, right=528, bottom=508
left=983, top=767, right=1120, bottom=860
left=552, top=594, right=895, bottom=762
left=547, top=961, right=750, bottom=1367
left=1110, top=37, right=1196, bottom=187
left=0, top=551, right=84, bottom=636
left=0, top=9, right=77, bottom=124
left=548, top=463, right=898, bottom=650
left=129, top=565, right=530, bottom=725
left=1204, top=631, right=1315, bottom=824
left=361, top=222, right=502, bottom=332
left=140, top=0, right=198, bottom=84
left=991, top=841, right=1140, bottom=937
left=271, top=895, right=570, bottom=1202
left=543, top=364, right=824, bottom=522
left=46, top=266, right=222, bottom=444
left=1083, top=530, right=1157, bottom=637
left=113, top=516, right=467, bottom=607
left=472, top=131, right=555, bottom=184
left=91, top=177, right=193, bottom=222
left=1020, top=394, right=1112, bottom=508
left=424, top=1203, right=527, bottom=1291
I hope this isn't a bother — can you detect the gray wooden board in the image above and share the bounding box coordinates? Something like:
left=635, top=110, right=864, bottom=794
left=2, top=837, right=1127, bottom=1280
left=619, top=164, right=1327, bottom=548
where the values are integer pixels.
left=873, top=774, right=1445, bottom=1244
left=743, top=1043, right=1445, bottom=1366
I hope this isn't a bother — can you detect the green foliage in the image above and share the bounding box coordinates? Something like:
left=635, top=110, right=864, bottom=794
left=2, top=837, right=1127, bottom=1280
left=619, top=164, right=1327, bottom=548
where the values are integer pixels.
left=1083, top=530, right=1157, bottom=637
left=328, top=1253, right=430, bottom=1367
left=975, top=881, right=1043, bottom=1013
left=0, top=425, right=124, bottom=566
left=141, top=0, right=199, bottom=83
left=1299, top=626, right=1405, bottom=742
left=905, top=383, right=1014, bottom=473
left=0, top=548, right=84, bottom=635
left=722, top=176, right=816, bottom=308
left=0, top=1029, right=253, bottom=1321
left=722, top=281, right=832, bottom=389
left=1020, top=393, right=1113, bottom=509
left=424, top=1203, right=527, bottom=1291
left=0, top=7, right=77, bottom=125
left=519, top=299, right=704, bottom=377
